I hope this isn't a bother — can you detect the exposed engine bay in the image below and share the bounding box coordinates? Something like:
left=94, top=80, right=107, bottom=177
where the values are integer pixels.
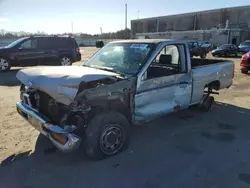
left=19, top=74, right=136, bottom=129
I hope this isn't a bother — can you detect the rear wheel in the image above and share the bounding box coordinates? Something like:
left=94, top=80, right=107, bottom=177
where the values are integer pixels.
left=241, top=69, right=248, bottom=74
left=60, top=57, right=72, bottom=66
left=85, top=112, right=130, bottom=160
left=0, top=58, right=11, bottom=72
left=201, top=96, right=214, bottom=112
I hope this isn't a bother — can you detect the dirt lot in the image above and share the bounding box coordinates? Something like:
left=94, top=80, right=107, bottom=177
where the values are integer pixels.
left=1, top=47, right=250, bottom=188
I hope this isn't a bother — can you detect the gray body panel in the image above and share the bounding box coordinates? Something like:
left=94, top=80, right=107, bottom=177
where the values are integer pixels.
left=16, top=66, right=119, bottom=105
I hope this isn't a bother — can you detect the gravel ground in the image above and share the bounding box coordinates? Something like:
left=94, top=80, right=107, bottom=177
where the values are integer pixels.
left=1, top=47, right=250, bottom=188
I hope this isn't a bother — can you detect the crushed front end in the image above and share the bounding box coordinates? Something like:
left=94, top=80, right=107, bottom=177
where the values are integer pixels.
left=16, top=84, right=82, bottom=152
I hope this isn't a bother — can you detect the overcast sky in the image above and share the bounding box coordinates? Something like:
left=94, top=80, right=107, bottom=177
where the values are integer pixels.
left=0, top=0, right=249, bottom=34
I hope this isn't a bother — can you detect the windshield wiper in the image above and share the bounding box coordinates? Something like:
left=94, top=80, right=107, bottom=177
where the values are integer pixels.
left=88, top=65, right=126, bottom=77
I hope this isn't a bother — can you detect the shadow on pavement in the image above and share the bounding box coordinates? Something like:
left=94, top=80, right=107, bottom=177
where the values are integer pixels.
left=1, top=101, right=250, bottom=187
left=0, top=68, right=21, bottom=86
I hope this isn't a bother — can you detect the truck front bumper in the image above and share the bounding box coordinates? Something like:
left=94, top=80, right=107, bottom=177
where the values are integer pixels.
left=16, top=102, right=81, bottom=153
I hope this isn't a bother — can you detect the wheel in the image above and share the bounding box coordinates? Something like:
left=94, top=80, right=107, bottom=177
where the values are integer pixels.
left=85, top=112, right=130, bottom=160
left=224, top=52, right=229, bottom=57
left=60, top=57, right=72, bottom=66
left=0, top=58, right=11, bottom=72
left=241, top=69, right=248, bottom=74
left=201, top=96, right=214, bottom=112
left=200, top=53, right=207, bottom=59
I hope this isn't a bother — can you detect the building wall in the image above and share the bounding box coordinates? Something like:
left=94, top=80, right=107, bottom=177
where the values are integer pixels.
left=131, top=5, right=250, bottom=35
left=135, top=29, right=250, bottom=46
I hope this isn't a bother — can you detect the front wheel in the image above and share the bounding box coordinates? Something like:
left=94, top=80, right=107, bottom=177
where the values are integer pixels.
left=85, top=112, right=130, bottom=160
left=0, top=58, right=11, bottom=72
left=60, top=57, right=72, bottom=66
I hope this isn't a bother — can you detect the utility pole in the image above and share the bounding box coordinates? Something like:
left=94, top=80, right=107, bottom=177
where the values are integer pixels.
left=125, top=3, right=127, bottom=29
left=71, top=21, right=74, bottom=34
left=100, top=27, right=102, bottom=35
left=138, top=10, right=139, bottom=19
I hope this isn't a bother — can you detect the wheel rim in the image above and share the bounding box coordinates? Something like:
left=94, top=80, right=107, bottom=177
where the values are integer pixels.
left=61, top=57, right=71, bottom=66
left=0, top=58, right=9, bottom=70
left=99, top=124, right=124, bottom=155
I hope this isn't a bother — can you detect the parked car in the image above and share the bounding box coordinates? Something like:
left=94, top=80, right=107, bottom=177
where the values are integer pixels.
left=240, top=52, right=250, bottom=74
left=16, top=39, right=234, bottom=160
left=188, top=41, right=208, bottom=59
left=211, top=44, right=238, bottom=57
left=238, top=40, right=250, bottom=54
left=0, top=36, right=81, bottom=72
left=96, top=40, right=104, bottom=48
left=201, top=41, right=212, bottom=52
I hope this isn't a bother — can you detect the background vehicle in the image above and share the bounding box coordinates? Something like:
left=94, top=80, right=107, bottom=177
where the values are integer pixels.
left=201, top=41, right=212, bottom=52
left=238, top=40, right=250, bottom=54
left=211, top=44, right=238, bottom=57
left=240, top=52, right=250, bottom=74
left=16, top=39, right=234, bottom=159
left=188, top=41, right=208, bottom=59
left=0, top=36, right=81, bottom=72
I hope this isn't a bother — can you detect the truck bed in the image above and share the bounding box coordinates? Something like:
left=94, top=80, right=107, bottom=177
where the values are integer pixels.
left=191, top=58, right=231, bottom=68
left=190, top=58, right=234, bottom=105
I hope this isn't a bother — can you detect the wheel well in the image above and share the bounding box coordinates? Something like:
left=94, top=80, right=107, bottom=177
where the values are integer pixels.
left=59, top=55, right=72, bottom=59
left=205, top=80, right=220, bottom=90
left=86, top=102, right=131, bottom=125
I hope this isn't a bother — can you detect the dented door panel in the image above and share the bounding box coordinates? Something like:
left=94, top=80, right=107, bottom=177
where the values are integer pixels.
left=134, top=73, right=192, bottom=121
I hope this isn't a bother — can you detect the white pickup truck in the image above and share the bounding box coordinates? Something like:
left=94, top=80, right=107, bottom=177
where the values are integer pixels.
left=16, top=39, right=234, bottom=159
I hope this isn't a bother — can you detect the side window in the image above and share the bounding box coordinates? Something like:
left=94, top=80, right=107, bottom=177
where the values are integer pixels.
left=144, top=44, right=186, bottom=80
left=38, top=38, right=53, bottom=49
left=19, top=39, right=38, bottom=49
left=57, top=38, right=73, bottom=48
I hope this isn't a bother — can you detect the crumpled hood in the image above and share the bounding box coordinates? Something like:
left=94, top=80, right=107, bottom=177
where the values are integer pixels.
left=16, top=66, right=119, bottom=105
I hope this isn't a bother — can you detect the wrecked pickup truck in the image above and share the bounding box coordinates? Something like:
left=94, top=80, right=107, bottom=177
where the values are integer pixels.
left=16, top=39, right=234, bottom=159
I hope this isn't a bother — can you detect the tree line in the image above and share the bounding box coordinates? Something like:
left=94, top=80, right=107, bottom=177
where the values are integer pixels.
left=0, top=29, right=131, bottom=39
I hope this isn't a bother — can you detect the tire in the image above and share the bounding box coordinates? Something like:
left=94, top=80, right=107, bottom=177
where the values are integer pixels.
left=201, top=96, right=214, bottom=112
left=0, top=58, right=11, bottom=72
left=241, top=69, right=248, bottom=74
left=59, top=56, right=72, bottom=66
left=85, top=112, right=130, bottom=160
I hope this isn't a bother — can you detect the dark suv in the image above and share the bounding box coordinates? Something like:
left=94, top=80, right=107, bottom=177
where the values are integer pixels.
left=0, top=36, right=81, bottom=72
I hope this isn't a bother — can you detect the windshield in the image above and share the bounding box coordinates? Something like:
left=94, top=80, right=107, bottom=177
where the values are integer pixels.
left=218, top=44, right=230, bottom=49
left=6, top=38, right=27, bottom=48
left=84, top=43, right=155, bottom=75
left=241, top=42, right=250, bottom=46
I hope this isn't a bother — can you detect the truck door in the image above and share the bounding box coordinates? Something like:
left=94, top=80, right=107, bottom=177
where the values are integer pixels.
left=134, top=44, right=192, bottom=122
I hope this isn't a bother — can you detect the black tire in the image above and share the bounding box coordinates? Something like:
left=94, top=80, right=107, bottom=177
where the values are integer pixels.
left=0, top=58, right=11, bottom=72
left=85, top=112, right=130, bottom=160
left=200, top=53, right=207, bottom=59
left=201, top=96, right=214, bottom=112
left=241, top=69, right=248, bottom=74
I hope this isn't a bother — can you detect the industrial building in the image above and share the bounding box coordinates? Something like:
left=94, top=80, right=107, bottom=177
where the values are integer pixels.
left=131, top=5, right=250, bottom=46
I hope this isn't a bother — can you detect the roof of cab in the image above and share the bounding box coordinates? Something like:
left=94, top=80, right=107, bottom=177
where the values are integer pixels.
left=110, top=39, right=176, bottom=44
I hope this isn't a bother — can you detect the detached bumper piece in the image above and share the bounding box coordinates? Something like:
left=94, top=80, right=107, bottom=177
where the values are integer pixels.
left=16, top=102, right=81, bottom=152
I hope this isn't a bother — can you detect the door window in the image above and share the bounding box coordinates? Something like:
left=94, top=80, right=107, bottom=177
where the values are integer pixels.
left=144, top=44, right=186, bottom=80
left=38, top=37, right=53, bottom=49
left=19, top=39, right=38, bottom=49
